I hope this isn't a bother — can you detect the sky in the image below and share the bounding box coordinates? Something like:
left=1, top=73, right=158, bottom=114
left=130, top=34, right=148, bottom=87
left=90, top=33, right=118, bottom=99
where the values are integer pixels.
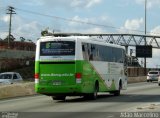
left=0, top=0, right=160, bottom=68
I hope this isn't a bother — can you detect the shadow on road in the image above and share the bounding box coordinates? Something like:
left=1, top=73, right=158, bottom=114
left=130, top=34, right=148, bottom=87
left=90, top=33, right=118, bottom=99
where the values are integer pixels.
left=57, top=93, right=160, bottom=103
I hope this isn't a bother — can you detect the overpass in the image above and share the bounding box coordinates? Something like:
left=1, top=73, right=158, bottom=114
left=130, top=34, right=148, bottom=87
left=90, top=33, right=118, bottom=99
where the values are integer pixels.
left=52, top=33, right=160, bottom=49
left=51, top=33, right=160, bottom=71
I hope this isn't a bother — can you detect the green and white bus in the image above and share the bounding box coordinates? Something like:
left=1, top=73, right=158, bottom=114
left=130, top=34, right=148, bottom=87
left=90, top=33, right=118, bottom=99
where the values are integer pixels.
left=35, top=35, right=127, bottom=100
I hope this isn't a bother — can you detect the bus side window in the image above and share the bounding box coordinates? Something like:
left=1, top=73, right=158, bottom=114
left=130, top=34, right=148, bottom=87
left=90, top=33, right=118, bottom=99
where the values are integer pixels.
left=82, top=43, right=89, bottom=61
left=89, top=54, right=93, bottom=61
left=82, top=45, right=85, bottom=51
left=91, top=45, right=95, bottom=51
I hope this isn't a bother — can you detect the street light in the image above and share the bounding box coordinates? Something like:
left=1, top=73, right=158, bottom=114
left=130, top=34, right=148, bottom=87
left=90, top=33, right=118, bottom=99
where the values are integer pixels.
left=144, top=0, right=147, bottom=74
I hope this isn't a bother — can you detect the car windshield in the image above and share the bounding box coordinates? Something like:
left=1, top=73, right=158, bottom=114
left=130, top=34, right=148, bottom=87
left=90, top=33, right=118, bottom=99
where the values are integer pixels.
left=0, top=74, right=12, bottom=79
left=149, top=72, right=158, bottom=74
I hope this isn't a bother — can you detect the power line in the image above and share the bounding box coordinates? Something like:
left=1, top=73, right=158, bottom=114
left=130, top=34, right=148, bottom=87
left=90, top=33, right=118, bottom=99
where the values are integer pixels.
left=15, top=7, right=150, bottom=34
left=0, top=6, right=158, bottom=37
left=17, top=14, right=53, bottom=29
left=0, top=30, right=8, bottom=32
left=0, top=26, right=8, bottom=28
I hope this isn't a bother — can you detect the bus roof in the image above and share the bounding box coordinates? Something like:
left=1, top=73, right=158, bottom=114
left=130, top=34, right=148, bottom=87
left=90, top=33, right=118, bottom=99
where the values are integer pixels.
left=39, top=36, right=125, bottom=49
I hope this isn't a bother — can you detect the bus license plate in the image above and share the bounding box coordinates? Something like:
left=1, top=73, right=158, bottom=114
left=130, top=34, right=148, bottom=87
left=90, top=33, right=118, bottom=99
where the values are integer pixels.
left=53, top=81, right=61, bottom=85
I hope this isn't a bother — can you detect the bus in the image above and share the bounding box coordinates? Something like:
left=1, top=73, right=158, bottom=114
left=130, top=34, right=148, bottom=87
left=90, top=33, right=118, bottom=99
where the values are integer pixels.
left=35, top=34, right=127, bottom=100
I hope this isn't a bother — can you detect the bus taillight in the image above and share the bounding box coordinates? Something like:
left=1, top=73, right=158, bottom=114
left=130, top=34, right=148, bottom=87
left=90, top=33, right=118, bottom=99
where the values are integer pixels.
left=35, top=73, right=39, bottom=84
left=75, top=73, right=82, bottom=84
left=35, top=73, right=39, bottom=79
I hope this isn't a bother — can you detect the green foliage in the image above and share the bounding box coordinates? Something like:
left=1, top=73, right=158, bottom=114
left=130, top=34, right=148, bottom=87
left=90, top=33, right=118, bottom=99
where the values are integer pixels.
left=4, top=35, right=15, bottom=42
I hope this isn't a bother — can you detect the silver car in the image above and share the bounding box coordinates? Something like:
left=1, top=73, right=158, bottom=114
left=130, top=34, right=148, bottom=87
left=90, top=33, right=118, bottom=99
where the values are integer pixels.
left=147, top=71, right=160, bottom=82
left=0, top=72, right=23, bottom=85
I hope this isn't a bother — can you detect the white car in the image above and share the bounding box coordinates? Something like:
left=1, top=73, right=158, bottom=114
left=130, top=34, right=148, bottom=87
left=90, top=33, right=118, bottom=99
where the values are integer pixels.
left=147, top=71, right=160, bottom=82
left=0, top=72, right=23, bottom=85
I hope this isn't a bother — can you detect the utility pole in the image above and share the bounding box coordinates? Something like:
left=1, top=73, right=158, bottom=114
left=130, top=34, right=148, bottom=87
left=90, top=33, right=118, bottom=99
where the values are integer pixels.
left=6, top=6, right=16, bottom=48
left=144, top=0, right=147, bottom=75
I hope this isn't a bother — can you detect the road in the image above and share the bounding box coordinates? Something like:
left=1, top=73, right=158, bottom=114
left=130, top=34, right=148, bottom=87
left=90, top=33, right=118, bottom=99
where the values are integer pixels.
left=0, top=82, right=160, bottom=118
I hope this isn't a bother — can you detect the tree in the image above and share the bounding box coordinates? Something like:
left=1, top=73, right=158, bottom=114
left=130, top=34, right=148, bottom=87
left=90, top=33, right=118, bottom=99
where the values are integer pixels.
left=4, top=34, right=15, bottom=42
left=41, top=29, right=48, bottom=36
left=20, top=37, right=25, bottom=42
left=41, top=28, right=53, bottom=36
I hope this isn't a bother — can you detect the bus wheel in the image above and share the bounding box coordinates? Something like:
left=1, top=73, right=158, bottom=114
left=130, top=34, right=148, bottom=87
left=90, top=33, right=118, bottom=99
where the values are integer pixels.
left=113, top=89, right=120, bottom=96
left=52, top=96, right=66, bottom=101
left=90, top=82, right=99, bottom=100
left=84, top=82, right=99, bottom=100
left=113, top=81, right=122, bottom=96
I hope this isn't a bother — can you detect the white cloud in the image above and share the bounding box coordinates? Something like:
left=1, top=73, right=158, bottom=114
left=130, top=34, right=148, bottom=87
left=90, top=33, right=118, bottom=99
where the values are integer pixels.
left=64, top=27, right=105, bottom=34
left=1, top=15, right=10, bottom=23
left=143, top=26, right=160, bottom=68
left=0, top=15, right=42, bottom=42
left=150, top=26, right=160, bottom=36
left=41, top=0, right=102, bottom=9
left=119, top=19, right=160, bottom=68
left=1, top=14, right=111, bottom=41
left=147, top=26, right=160, bottom=68
left=3, top=0, right=102, bottom=10
left=135, top=0, right=160, bottom=8
left=23, top=0, right=44, bottom=6
left=119, top=18, right=143, bottom=34
left=6, top=0, right=44, bottom=7
left=147, top=49, right=160, bottom=68
left=69, top=16, right=91, bottom=27
left=65, top=15, right=113, bottom=33
left=84, top=27, right=105, bottom=33
left=0, top=15, right=11, bottom=39
left=149, top=26, right=160, bottom=51
left=13, top=21, right=41, bottom=42
left=125, top=18, right=143, bottom=30
left=0, top=32, right=8, bottom=39
left=69, top=15, right=112, bottom=27
left=15, top=21, right=39, bottom=35
left=85, top=0, right=102, bottom=8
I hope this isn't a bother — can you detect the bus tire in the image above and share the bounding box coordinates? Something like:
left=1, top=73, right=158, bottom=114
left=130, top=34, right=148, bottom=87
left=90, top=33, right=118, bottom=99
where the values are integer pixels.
left=90, top=82, right=99, bottom=100
left=52, top=96, right=66, bottom=101
left=84, top=82, right=99, bottom=100
left=113, top=80, right=122, bottom=96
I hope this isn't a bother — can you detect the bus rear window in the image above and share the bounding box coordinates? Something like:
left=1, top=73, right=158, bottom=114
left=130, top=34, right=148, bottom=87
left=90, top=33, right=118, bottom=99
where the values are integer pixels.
left=40, top=41, right=75, bottom=56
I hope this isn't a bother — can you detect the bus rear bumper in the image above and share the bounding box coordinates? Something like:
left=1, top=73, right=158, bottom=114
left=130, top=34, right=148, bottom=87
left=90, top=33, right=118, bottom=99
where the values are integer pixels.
left=35, top=84, right=84, bottom=96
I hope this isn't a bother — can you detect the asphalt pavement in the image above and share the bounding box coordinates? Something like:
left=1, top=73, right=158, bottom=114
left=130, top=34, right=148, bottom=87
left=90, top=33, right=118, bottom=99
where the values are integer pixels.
left=0, top=82, right=159, bottom=118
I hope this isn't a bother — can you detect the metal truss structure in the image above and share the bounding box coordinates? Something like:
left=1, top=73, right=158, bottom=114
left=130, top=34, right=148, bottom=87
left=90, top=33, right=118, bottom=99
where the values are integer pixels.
left=52, top=33, right=160, bottom=49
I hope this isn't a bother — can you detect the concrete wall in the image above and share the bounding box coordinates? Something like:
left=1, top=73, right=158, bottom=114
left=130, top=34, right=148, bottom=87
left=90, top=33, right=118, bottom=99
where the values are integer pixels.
left=127, top=76, right=146, bottom=83
left=0, top=49, right=35, bottom=59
